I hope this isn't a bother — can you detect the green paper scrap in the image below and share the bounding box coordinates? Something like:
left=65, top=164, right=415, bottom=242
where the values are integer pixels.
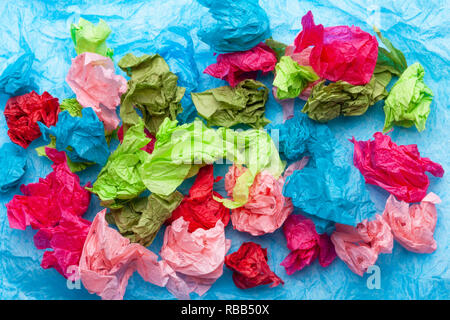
left=60, top=98, right=83, bottom=117
left=107, top=191, right=183, bottom=246
left=191, top=79, right=270, bottom=129
left=118, top=53, right=185, bottom=134
left=273, top=56, right=319, bottom=100
left=383, top=62, right=433, bottom=132
left=139, top=117, right=284, bottom=208
left=265, top=38, right=288, bottom=61
left=70, top=18, right=114, bottom=58
left=88, top=120, right=151, bottom=209
left=302, top=70, right=391, bottom=122
left=373, top=26, right=408, bottom=77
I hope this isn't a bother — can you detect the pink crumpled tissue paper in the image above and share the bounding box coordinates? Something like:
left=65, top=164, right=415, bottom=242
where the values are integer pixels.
left=66, top=52, right=127, bottom=131
left=160, top=217, right=231, bottom=297
left=79, top=209, right=190, bottom=300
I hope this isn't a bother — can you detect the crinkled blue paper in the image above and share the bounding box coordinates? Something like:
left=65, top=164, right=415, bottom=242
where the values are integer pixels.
left=38, top=108, right=109, bottom=166
left=276, top=114, right=376, bottom=232
left=0, top=0, right=449, bottom=300
left=197, top=0, right=271, bottom=53
left=0, top=142, right=27, bottom=192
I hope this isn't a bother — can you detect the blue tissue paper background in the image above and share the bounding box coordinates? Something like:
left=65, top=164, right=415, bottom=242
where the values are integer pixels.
left=0, top=0, right=449, bottom=300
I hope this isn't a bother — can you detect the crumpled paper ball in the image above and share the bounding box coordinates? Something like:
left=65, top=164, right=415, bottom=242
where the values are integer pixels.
left=6, top=148, right=91, bottom=230
left=225, top=242, right=284, bottom=289
left=166, top=165, right=230, bottom=232
left=4, top=90, right=60, bottom=148
left=204, top=43, right=277, bottom=87
left=281, top=214, right=336, bottom=275
left=293, top=11, right=378, bottom=85
left=197, top=0, right=271, bottom=53
left=225, top=159, right=309, bottom=236
left=160, top=217, right=231, bottom=297
left=79, top=209, right=190, bottom=300
left=351, top=132, right=444, bottom=203
left=38, top=107, right=110, bottom=166
left=66, top=52, right=127, bottom=131
left=383, top=193, right=441, bottom=253
left=331, top=214, right=393, bottom=276
left=6, top=148, right=91, bottom=277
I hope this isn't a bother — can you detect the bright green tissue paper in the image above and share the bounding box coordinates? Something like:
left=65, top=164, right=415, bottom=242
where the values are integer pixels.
left=139, top=118, right=284, bottom=208
left=88, top=120, right=151, bottom=209
left=273, top=55, right=319, bottom=99
left=70, top=18, right=114, bottom=58
left=383, top=62, right=433, bottom=132
left=191, top=79, right=270, bottom=129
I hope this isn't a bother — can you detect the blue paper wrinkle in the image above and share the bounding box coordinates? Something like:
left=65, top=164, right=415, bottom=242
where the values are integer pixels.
left=276, top=114, right=376, bottom=231
left=197, top=0, right=271, bottom=53
left=38, top=108, right=109, bottom=166
left=0, top=35, right=35, bottom=95
left=0, top=142, right=27, bottom=192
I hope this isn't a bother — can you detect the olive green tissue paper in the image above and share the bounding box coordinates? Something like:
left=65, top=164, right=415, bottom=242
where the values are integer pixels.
left=191, top=79, right=270, bottom=129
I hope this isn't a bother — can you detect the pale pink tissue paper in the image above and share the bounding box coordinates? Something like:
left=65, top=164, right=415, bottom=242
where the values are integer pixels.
left=66, top=52, right=127, bottom=131
left=160, top=217, right=231, bottom=297
left=79, top=210, right=190, bottom=300
left=383, top=193, right=441, bottom=253
left=331, top=214, right=393, bottom=276
left=226, top=158, right=309, bottom=236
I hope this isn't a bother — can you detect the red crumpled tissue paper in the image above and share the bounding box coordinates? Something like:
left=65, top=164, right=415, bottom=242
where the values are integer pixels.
left=166, top=165, right=229, bottom=232
left=293, top=11, right=378, bottom=85
left=383, top=193, right=441, bottom=253
left=6, top=148, right=91, bottom=277
left=204, top=43, right=277, bottom=87
left=4, top=91, right=60, bottom=148
left=331, top=214, right=393, bottom=276
left=160, top=217, right=231, bottom=297
left=225, top=241, right=284, bottom=289
left=281, top=214, right=336, bottom=275
left=351, top=132, right=444, bottom=203
left=79, top=209, right=190, bottom=300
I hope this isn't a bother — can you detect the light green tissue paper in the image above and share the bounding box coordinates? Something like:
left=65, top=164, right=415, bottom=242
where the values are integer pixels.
left=273, top=55, right=319, bottom=99
left=139, top=117, right=284, bottom=208
left=87, top=120, right=151, bottom=208
left=70, top=18, right=114, bottom=58
left=383, top=62, right=433, bottom=132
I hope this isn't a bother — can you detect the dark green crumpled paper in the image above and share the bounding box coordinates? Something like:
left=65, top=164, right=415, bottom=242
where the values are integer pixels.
left=70, top=18, right=114, bottom=58
left=191, top=79, right=270, bottom=129
left=383, top=62, right=433, bottom=132
left=107, top=191, right=183, bottom=246
left=265, top=38, right=288, bottom=62
left=87, top=120, right=151, bottom=209
left=273, top=55, right=319, bottom=99
left=373, top=26, right=408, bottom=77
left=302, top=70, right=391, bottom=122
left=118, top=53, right=185, bottom=134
